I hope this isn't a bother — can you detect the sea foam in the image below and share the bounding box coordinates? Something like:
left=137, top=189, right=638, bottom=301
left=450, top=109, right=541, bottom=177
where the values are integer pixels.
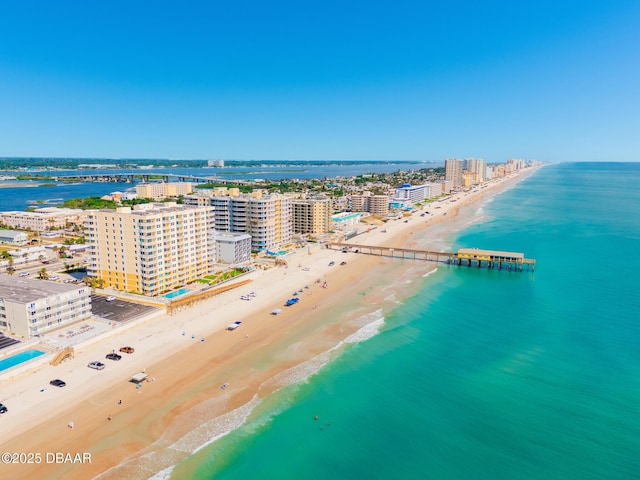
left=97, top=309, right=386, bottom=480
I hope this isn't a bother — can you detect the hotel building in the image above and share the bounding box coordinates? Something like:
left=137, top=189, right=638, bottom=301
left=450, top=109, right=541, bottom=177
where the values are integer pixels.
left=291, top=197, right=332, bottom=235
left=332, top=212, right=362, bottom=232
left=136, top=182, right=194, bottom=201
left=0, top=207, right=86, bottom=232
left=214, top=232, right=251, bottom=264
left=445, top=158, right=464, bottom=188
left=393, top=183, right=441, bottom=205
left=350, top=193, right=390, bottom=217
left=0, top=276, right=91, bottom=339
left=465, top=158, right=487, bottom=183
left=184, top=191, right=292, bottom=252
left=84, top=203, right=215, bottom=296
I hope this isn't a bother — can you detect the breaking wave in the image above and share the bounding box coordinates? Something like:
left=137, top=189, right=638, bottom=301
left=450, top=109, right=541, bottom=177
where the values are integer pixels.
left=96, top=309, right=386, bottom=480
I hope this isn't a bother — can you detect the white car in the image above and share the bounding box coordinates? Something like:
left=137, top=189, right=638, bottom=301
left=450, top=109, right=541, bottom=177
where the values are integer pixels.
left=106, top=296, right=116, bottom=302
left=18, top=272, right=30, bottom=277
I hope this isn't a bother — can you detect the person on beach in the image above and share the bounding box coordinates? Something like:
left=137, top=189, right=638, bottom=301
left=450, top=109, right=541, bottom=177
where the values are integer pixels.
left=68, top=421, right=74, bottom=429
left=107, top=415, right=112, bottom=421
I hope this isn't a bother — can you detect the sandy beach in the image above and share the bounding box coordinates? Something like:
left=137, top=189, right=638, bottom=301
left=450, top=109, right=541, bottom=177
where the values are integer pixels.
left=0, top=170, right=535, bottom=479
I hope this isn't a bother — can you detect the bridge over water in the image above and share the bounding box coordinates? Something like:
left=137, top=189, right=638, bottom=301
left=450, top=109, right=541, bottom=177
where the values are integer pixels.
left=52, top=173, right=219, bottom=184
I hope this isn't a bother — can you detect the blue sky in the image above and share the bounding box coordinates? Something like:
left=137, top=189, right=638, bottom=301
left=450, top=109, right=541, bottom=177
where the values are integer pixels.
left=1, top=1, right=639, bottom=162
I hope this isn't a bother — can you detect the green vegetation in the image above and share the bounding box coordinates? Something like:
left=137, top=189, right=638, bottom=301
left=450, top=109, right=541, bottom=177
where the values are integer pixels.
left=16, top=174, right=54, bottom=181
left=202, top=268, right=245, bottom=285
left=83, top=276, right=105, bottom=288
left=63, top=196, right=118, bottom=210
left=64, top=237, right=85, bottom=245
left=121, top=197, right=155, bottom=206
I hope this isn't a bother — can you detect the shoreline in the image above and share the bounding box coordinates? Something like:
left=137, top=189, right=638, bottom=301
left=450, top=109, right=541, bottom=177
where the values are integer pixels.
left=0, top=170, right=538, bottom=479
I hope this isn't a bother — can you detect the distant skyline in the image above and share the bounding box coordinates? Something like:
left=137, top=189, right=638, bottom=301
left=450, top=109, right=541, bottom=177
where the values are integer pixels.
left=1, top=1, right=639, bottom=162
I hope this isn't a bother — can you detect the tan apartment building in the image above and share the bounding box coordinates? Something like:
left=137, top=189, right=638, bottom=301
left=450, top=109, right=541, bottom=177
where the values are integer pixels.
left=465, top=158, right=487, bottom=183
left=350, top=192, right=390, bottom=217
left=85, top=203, right=214, bottom=296
left=0, top=207, right=86, bottom=231
left=136, top=182, right=194, bottom=201
left=445, top=158, right=464, bottom=188
left=291, top=198, right=332, bottom=235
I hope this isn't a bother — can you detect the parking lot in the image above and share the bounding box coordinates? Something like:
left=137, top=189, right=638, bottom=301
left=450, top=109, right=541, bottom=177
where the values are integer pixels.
left=90, top=295, right=159, bottom=324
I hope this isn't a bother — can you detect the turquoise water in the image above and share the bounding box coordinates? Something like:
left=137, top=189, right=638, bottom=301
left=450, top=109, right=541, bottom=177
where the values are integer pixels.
left=0, top=350, right=45, bottom=372
left=164, top=288, right=190, bottom=299
left=169, top=163, right=640, bottom=479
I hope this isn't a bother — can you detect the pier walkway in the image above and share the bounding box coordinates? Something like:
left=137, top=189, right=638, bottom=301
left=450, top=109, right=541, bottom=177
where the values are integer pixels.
left=327, top=243, right=536, bottom=272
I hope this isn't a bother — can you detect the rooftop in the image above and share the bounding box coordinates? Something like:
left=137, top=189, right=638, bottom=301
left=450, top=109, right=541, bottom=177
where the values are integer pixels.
left=0, top=276, right=87, bottom=304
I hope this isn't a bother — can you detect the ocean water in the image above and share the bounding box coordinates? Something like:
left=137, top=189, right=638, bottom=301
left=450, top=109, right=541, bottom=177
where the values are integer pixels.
left=164, top=163, right=640, bottom=479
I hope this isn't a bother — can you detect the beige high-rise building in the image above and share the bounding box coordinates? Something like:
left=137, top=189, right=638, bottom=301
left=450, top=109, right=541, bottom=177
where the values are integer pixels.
left=136, top=182, right=194, bottom=200
left=465, top=158, right=487, bottom=183
left=445, top=158, right=464, bottom=188
left=368, top=195, right=390, bottom=216
left=291, top=198, right=332, bottom=235
left=349, top=193, right=389, bottom=217
left=85, top=203, right=214, bottom=296
left=183, top=191, right=292, bottom=252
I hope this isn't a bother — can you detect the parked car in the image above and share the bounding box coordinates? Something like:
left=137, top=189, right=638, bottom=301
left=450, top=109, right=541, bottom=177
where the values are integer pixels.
left=88, top=361, right=105, bottom=370
left=328, top=261, right=335, bottom=266
left=119, top=346, right=135, bottom=354
left=0, top=403, right=7, bottom=414
left=106, top=296, right=116, bottom=302
left=50, top=379, right=66, bottom=388
left=105, top=353, right=122, bottom=361
left=18, top=272, right=30, bottom=277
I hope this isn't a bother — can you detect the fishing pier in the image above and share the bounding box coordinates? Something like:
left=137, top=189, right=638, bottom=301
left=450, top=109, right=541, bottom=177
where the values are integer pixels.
left=327, top=243, right=536, bottom=272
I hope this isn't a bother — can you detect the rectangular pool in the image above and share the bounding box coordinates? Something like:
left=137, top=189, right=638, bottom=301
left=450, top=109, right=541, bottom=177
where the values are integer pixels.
left=0, top=349, right=46, bottom=372
left=163, top=288, right=190, bottom=299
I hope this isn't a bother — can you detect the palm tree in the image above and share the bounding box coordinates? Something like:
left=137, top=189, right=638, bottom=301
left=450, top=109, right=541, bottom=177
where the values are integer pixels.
left=38, top=267, right=49, bottom=280
left=6, top=266, right=15, bottom=275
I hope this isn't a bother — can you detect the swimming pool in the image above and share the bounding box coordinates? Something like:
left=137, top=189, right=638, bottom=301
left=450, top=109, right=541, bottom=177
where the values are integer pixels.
left=163, top=288, right=190, bottom=299
left=0, top=349, right=46, bottom=373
